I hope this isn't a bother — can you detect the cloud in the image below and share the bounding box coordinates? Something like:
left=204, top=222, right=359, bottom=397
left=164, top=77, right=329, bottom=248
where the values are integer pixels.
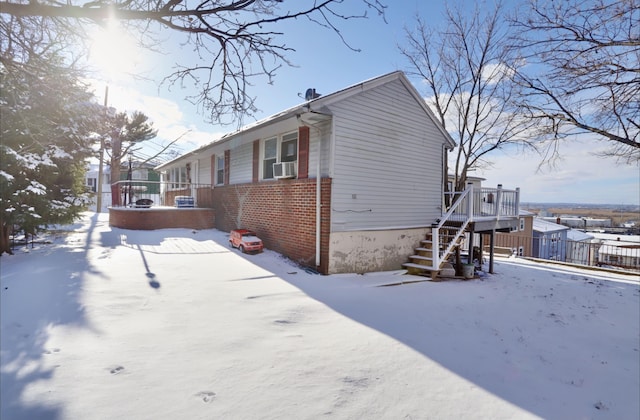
left=87, top=80, right=223, bottom=151
left=477, top=137, right=639, bottom=205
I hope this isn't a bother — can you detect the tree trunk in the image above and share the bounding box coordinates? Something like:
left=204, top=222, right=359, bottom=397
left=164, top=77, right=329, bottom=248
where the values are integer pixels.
left=0, top=222, right=14, bottom=255
left=110, top=135, right=122, bottom=206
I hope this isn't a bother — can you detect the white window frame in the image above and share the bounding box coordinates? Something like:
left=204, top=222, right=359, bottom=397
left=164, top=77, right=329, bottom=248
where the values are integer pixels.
left=87, top=177, right=97, bottom=192
left=519, top=218, right=525, bottom=231
left=261, top=131, right=298, bottom=180
left=216, top=155, right=225, bottom=186
left=167, top=167, right=187, bottom=190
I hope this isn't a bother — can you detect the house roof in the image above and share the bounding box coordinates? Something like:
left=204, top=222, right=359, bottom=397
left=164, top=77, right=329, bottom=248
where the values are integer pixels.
left=533, top=218, right=570, bottom=233
left=156, top=71, right=457, bottom=170
left=598, top=241, right=640, bottom=257
left=590, top=233, right=640, bottom=243
left=566, top=229, right=594, bottom=242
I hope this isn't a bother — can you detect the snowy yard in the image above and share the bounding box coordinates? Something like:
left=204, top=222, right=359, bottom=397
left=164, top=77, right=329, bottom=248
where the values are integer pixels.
left=1, top=212, right=638, bottom=420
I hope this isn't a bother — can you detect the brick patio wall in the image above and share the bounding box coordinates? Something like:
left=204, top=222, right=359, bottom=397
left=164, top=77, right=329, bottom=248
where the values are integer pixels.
left=109, top=208, right=215, bottom=230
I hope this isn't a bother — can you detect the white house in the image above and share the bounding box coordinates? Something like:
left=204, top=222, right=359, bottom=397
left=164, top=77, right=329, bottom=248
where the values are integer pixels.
left=155, top=71, right=520, bottom=275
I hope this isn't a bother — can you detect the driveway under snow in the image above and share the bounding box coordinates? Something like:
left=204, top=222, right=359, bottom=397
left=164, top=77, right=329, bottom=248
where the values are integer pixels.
left=1, top=213, right=638, bottom=420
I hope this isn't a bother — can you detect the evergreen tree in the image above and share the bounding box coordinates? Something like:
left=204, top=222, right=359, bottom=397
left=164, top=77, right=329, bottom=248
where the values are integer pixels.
left=0, top=57, right=102, bottom=254
left=104, top=110, right=157, bottom=206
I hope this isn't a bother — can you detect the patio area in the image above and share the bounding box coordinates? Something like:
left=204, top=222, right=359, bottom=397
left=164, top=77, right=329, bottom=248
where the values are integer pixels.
left=108, top=180, right=215, bottom=230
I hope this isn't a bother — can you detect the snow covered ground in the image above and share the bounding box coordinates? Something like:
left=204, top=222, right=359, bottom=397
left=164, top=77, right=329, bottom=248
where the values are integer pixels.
left=1, top=212, right=639, bottom=420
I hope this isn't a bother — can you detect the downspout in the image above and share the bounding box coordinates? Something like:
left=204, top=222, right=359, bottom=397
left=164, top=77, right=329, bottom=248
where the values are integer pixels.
left=297, top=115, right=323, bottom=270
left=315, top=131, right=322, bottom=269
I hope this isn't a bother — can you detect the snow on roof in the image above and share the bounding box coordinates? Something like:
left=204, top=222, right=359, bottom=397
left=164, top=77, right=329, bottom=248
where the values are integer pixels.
left=566, top=229, right=594, bottom=242
left=598, top=241, right=640, bottom=257
left=590, top=233, right=640, bottom=244
left=533, top=217, right=570, bottom=233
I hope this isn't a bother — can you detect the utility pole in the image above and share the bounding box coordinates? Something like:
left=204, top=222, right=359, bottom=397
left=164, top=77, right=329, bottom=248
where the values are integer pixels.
left=96, top=85, right=108, bottom=213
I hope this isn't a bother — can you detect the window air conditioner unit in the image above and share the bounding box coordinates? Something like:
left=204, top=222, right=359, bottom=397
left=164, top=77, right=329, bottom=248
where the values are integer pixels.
left=273, top=161, right=296, bottom=179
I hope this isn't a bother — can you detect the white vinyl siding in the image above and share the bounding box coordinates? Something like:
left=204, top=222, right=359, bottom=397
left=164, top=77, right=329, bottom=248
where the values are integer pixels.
left=309, top=120, right=332, bottom=178
left=329, top=79, right=445, bottom=231
left=198, top=157, right=210, bottom=184
left=229, top=142, right=253, bottom=184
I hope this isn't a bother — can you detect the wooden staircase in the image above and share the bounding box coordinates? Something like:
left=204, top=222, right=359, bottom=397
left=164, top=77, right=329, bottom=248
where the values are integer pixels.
left=402, top=185, right=475, bottom=280
left=402, top=221, right=468, bottom=279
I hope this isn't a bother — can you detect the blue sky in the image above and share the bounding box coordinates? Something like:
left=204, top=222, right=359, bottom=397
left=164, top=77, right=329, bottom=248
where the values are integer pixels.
left=88, top=0, right=639, bottom=206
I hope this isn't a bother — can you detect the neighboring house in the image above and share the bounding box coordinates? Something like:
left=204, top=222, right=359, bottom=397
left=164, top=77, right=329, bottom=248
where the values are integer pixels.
left=85, top=163, right=112, bottom=212
left=542, top=216, right=612, bottom=229
left=156, top=71, right=519, bottom=275
left=490, top=210, right=535, bottom=257
left=115, top=161, right=162, bottom=206
left=565, top=229, right=595, bottom=266
left=85, top=162, right=111, bottom=194
left=591, top=233, right=640, bottom=270
left=532, top=218, right=570, bottom=261
left=85, top=161, right=161, bottom=211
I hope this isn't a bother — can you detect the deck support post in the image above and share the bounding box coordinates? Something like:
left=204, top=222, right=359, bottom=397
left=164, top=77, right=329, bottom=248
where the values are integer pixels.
left=455, top=245, right=462, bottom=276
left=467, top=224, right=474, bottom=265
left=431, top=226, right=440, bottom=270
left=489, top=229, right=495, bottom=274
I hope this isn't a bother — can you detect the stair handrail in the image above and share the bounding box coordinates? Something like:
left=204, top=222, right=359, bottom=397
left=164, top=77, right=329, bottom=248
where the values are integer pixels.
left=431, top=184, right=474, bottom=270
left=435, top=184, right=473, bottom=229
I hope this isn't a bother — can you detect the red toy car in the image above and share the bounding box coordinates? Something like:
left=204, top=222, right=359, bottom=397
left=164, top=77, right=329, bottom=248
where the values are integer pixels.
left=229, top=229, right=264, bottom=253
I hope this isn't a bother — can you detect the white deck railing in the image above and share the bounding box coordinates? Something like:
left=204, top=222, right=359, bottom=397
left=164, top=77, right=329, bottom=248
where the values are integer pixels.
left=431, top=184, right=520, bottom=269
left=444, top=184, right=520, bottom=221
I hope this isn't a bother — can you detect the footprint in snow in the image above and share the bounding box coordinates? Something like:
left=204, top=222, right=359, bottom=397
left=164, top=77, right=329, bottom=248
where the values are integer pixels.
left=43, top=348, right=60, bottom=355
left=108, top=365, right=125, bottom=375
left=194, top=391, right=216, bottom=403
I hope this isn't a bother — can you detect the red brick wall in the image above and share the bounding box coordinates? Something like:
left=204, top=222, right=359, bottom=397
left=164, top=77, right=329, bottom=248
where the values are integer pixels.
left=212, top=178, right=332, bottom=273
left=110, top=208, right=215, bottom=230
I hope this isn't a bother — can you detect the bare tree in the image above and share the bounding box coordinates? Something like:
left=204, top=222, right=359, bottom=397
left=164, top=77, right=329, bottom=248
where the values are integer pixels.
left=1, top=0, right=387, bottom=124
left=509, top=0, right=640, bottom=163
left=400, top=2, right=534, bottom=192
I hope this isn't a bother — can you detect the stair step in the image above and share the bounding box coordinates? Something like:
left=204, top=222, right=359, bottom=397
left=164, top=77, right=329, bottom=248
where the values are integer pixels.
left=421, top=240, right=445, bottom=248
left=415, top=247, right=432, bottom=252
left=409, top=255, right=433, bottom=262
left=402, top=262, right=438, bottom=272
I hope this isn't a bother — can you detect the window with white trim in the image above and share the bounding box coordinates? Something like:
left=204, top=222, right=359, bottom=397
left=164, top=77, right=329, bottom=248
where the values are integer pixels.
left=280, top=132, right=298, bottom=163
left=216, top=155, right=225, bottom=185
left=168, top=167, right=187, bottom=190
left=519, top=218, right=525, bottom=231
left=262, top=132, right=298, bottom=180
left=263, top=137, right=277, bottom=179
left=87, top=178, right=97, bottom=192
